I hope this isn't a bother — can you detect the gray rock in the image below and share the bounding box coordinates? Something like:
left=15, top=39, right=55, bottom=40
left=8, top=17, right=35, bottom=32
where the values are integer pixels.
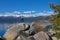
left=4, top=23, right=30, bottom=40
left=0, top=36, right=6, bottom=40
left=33, top=31, right=50, bottom=40
left=3, top=23, right=51, bottom=40
left=16, top=35, right=27, bottom=40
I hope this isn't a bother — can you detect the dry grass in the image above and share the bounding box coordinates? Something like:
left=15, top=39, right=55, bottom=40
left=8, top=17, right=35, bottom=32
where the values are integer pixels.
left=32, top=22, right=44, bottom=33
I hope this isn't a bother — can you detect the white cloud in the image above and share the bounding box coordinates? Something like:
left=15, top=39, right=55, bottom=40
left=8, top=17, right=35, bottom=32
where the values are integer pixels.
left=31, top=11, right=36, bottom=13
left=23, top=11, right=35, bottom=13
left=5, top=11, right=21, bottom=15
left=46, top=11, right=54, bottom=15
left=0, top=11, right=54, bottom=17
left=13, top=11, right=21, bottom=14
left=0, top=11, right=21, bottom=17
left=32, top=11, right=54, bottom=16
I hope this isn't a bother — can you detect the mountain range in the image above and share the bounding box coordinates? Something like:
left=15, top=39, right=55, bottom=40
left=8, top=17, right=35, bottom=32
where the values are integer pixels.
left=0, top=11, right=54, bottom=23
left=0, top=16, right=48, bottom=23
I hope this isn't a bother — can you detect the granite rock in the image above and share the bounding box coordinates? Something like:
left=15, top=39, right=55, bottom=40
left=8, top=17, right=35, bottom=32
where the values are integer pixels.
left=33, top=31, right=50, bottom=40
left=4, top=23, right=30, bottom=40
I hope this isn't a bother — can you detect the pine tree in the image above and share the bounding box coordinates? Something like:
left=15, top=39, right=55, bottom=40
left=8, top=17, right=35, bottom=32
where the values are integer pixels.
left=50, top=3, right=60, bottom=39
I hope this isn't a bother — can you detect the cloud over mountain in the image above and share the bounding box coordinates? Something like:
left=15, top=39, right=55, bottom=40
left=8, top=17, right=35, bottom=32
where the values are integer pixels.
left=0, top=11, right=54, bottom=17
left=23, top=11, right=35, bottom=13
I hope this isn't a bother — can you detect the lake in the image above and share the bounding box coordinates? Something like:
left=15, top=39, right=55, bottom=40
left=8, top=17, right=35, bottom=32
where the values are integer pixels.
left=0, top=23, right=15, bottom=36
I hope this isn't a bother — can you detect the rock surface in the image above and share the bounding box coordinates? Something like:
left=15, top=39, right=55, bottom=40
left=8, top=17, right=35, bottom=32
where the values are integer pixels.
left=33, top=31, right=49, bottom=40
left=3, top=23, right=51, bottom=40
left=4, top=23, right=29, bottom=40
left=0, top=36, right=6, bottom=40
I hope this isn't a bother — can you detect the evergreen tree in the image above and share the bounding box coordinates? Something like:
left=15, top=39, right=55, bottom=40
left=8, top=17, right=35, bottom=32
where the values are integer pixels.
left=50, top=3, right=60, bottom=39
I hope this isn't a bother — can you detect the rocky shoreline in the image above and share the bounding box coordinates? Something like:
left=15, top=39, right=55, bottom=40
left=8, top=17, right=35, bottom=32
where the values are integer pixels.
left=0, top=22, right=60, bottom=40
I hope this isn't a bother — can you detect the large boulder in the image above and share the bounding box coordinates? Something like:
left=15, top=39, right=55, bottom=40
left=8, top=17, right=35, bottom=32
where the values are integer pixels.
left=4, top=23, right=29, bottom=40
left=33, top=31, right=50, bottom=40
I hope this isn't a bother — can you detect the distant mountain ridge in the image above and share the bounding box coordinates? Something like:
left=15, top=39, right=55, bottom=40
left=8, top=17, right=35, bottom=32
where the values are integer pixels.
left=0, top=16, right=48, bottom=23
left=0, top=11, right=54, bottom=23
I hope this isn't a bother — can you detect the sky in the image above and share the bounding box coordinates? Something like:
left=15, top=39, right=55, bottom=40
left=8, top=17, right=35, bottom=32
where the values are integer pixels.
left=0, top=0, right=59, bottom=17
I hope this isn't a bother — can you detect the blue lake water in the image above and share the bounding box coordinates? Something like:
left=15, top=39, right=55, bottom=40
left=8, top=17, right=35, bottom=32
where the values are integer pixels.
left=0, top=23, right=13, bottom=36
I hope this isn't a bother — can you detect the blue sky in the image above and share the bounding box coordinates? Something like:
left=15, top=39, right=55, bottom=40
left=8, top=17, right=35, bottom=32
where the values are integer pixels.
left=0, top=0, right=59, bottom=17
left=0, top=0, right=59, bottom=13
